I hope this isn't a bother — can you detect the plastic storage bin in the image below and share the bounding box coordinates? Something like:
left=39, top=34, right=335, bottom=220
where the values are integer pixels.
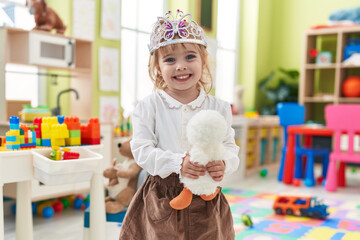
left=32, top=148, right=102, bottom=185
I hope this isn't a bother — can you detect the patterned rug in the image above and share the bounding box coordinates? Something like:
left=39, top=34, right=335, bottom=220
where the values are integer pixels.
left=223, top=189, right=360, bottom=240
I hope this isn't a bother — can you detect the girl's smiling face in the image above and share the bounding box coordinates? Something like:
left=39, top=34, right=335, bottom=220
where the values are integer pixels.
left=157, top=43, right=204, bottom=95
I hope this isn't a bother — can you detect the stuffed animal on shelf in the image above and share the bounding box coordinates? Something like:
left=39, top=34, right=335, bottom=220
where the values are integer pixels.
left=103, top=139, right=142, bottom=214
left=27, top=0, right=66, bottom=34
left=170, top=110, right=228, bottom=210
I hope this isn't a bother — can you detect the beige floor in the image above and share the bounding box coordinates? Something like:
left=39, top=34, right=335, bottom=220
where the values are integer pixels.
left=4, top=165, right=360, bottom=240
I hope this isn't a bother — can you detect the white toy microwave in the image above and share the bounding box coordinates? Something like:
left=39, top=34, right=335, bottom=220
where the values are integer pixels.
left=29, top=32, right=75, bottom=68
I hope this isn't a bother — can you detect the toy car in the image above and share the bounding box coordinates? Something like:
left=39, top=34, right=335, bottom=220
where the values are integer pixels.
left=273, top=195, right=329, bottom=219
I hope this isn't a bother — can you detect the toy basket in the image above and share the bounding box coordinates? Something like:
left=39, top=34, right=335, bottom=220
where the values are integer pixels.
left=32, top=148, right=102, bottom=185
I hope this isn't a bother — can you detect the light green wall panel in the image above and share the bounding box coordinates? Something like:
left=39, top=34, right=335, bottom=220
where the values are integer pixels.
left=93, top=0, right=121, bottom=118
left=46, top=0, right=72, bottom=115
left=238, top=0, right=259, bottom=109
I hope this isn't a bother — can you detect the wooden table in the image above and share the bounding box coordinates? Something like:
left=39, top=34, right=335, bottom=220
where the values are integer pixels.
left=282, top=125, right=333, bottom=185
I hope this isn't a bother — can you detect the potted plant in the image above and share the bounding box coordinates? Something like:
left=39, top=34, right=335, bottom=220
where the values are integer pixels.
left=258, top=68, right=299, bottom=115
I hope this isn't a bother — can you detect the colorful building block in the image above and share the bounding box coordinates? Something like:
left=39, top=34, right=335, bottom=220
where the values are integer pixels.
left=80, top=118, right=100, bottom=145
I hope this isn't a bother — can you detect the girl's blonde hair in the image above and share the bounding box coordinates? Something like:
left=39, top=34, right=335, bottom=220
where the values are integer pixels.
left=148, top=43, right=213, bottom=94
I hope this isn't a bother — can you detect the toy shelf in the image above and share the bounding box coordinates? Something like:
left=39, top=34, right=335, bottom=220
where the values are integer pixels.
left=299, top=25, right=360, bottom=123
left=232, top=115, right=283, bottom=178
left=0, top=27, right=94, bottom=122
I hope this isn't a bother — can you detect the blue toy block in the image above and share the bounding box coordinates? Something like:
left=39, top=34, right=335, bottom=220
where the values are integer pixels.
left=57, top=115, right=65, bottom=124
left=6, top=144, right=20, bottom=150
left=20, top=143, right=36, bottom=148
left=42, top=139, right=51, bottom=147
left=9, top=116, right=19, bottom=124
left=6, top=136, right=16, bottom=142
left=32, top=132, right=36, bottom=143
left=9, top=124, right=20, bottom=130
left=83, top=207, right=127, bottom=228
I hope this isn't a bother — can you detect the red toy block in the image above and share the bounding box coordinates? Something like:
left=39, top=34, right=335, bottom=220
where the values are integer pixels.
left=88, top=118, right=100, bottom=138
left=81, top=118, right=100, bottom=145
left=63, top=151, right=80, bottom=160
left=81, top=138, right=100, bottom=145
left=33, top=118, right=42, bottom=138
left=64, top=116, right=81, bottom=130
left=33, top=118, right=42, bottom=127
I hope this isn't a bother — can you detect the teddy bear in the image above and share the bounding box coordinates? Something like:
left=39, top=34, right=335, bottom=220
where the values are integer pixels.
left=170, top=110, right=228, bottom=210
left=26, top=0, right=67, bottom=34
left=103, top=139, right=142, bottom=214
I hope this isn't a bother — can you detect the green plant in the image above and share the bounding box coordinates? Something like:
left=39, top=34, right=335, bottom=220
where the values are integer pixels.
left=258, top=68, right=299, bottom=115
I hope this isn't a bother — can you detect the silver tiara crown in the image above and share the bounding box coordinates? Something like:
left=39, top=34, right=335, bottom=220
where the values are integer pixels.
left=148, top=10, right=207, bottom=54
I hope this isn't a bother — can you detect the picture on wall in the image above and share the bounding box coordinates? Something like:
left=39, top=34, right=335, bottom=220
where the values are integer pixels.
left=73, top=0, right=95, bottom=41
left=100, top=0, right=121, bottom=40
left=99, top=96, right=119, bottom=124
left=99, top=47, right=119, bottom=92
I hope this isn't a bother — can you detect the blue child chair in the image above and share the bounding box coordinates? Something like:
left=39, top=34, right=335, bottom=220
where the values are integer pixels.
left=277, top=103, right=304, bottom=182
left=276, top=103, right=330, bottom=186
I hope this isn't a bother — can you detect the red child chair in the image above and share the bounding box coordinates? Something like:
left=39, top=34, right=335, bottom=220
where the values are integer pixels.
left=325, top=104, right=360, bottom=192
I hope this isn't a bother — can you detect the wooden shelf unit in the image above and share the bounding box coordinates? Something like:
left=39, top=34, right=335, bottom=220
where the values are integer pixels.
left=0, top=27, right=94, bottom=122
left=232, top=115, right=283, bottom=178
left=299, top=26, right=360, bottom=122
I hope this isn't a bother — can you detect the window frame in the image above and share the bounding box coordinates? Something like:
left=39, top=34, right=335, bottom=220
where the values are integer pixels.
left=214, top=0, right=240, bottom=104
left=120, top=0, right=167, bottom=115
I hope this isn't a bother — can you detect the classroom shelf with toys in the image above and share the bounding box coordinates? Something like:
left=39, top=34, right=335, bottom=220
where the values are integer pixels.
left=299, top=25, right=360, bottom=122
left=232, top=115, right=283, bottom=179
left=0, top=27, right=94, bottom=123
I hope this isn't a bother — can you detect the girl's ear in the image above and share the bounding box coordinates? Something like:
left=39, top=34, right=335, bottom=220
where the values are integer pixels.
left=156, top=67, right=162, bottom=76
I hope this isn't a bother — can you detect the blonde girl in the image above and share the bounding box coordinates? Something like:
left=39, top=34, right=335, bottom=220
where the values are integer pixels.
left=119, top=10, right=239, bottom=240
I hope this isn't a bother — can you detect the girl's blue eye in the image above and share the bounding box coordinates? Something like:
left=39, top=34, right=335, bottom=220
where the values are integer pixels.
left=186, top=55, right=195, bottom=60
left=165, top=58, right=175, bottom=62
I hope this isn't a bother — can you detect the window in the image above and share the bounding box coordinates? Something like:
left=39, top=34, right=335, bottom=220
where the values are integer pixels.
left=215, top=0, right=240, bottom=103
left=121, top=0, right=165, bottom=115
left=1, top=0, right=38, bottom=106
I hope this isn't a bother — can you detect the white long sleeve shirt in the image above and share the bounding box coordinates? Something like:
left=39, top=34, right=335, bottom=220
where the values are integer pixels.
left=130, top=88, right=240, bottom=179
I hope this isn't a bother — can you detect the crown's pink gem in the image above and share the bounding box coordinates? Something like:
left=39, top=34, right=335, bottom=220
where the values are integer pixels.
left=168, top=11, right=171, bottom=13
left=177, top=9, right=179, bottom=12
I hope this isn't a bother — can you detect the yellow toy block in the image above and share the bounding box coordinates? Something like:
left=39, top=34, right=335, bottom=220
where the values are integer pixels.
left=51, top=138, right=65, bottom=147
left=42, top=117, right=58, bottom=127
left=65, top=137, right=81, bottom=146
left=62, top=147, right=71, bottom=152
left=56, top=150, right=62, bottom=160
left=6, top=130, right=20, bottom=136
left=52, top=124, right=69, bottom=139
left=41, top=123, right=51, bottom=139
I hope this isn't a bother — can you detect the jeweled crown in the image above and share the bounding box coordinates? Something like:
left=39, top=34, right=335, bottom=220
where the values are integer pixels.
left=148, top=10, right=207, bottom=54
